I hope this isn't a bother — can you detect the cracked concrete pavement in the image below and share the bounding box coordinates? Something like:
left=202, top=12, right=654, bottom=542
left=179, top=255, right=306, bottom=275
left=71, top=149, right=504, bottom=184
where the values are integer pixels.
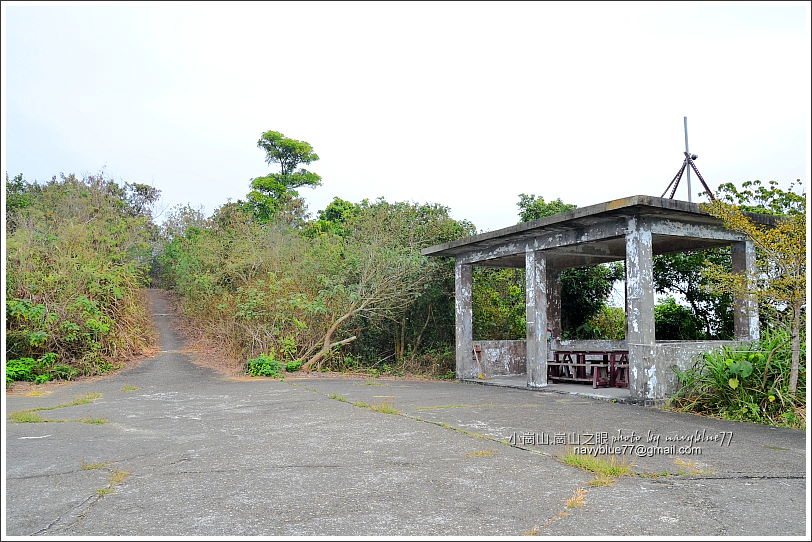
left=4, top=290, right=807, bottom=536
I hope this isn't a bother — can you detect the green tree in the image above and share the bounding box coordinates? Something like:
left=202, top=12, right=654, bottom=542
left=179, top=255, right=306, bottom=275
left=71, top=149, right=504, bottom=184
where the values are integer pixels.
left=304, top=197, right=362, bottom=237
left=579, top=306, right=626, bottom=340
left=157, top=193, right=475, bottom=376
left=653, top=179, right=806, bottom=340
left=246, top=130, right=322, bottom=222
left=473, top=268, right=526, bottom=340
left=653, top=249, right=733, bottom=339
left=517, top=193, right=623, bottom=337
left=308, top=198, right=475, bottom=366
left=517, top=194, right=576, bottom=221
left=654, top=297, right=705, bottom=340
left=701, top=179, right=806, bottom=394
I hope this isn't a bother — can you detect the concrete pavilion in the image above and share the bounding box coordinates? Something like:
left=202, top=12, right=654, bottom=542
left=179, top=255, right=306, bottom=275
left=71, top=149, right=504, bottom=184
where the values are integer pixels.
left=421, top=195, right=776, bottom=402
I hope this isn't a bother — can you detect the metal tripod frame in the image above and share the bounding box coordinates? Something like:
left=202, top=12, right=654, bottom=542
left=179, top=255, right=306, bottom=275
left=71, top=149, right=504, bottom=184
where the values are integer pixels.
left=661, top=152, right=716, bottom=201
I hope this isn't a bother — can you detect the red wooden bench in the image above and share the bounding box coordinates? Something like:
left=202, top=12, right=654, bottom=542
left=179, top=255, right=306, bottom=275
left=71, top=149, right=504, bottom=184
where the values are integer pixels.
left=548, top=350, right=629, bottom=388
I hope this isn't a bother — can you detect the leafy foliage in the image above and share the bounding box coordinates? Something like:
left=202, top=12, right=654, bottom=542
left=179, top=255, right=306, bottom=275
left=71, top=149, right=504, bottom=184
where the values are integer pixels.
left=5, top=173, right=158, bottom=384
left=653, top=249, right=733, bottom=339
left=246, top=353, right=284, bottom=378
left=157, top=191, right=472, bottom=375
left=246, top=130, right=322, bottom=222
left=5, top=353, right=77, bottom=385
left=654, top=297, right=706, bottom=340
left=701, top=179, right=806, bottom=393
left=577, top=306, right=626, bottom=340
left=517, top=194, right=576, bottom=221
left=473, top=268, right=526, bottom=340
left=652, top=179, right=805, bottom=342
left=516, top=194, right=623, bottom=337
left=716, top=179, right=805, bottom=216
left=671, top=328, right=806, bottom=428
left=561, top=265, right=624, bottom=337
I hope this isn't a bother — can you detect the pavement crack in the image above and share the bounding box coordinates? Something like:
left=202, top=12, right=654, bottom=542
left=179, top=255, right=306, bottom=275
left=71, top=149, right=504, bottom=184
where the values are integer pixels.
left=31, top=493, right=99, bottom=536
left=10, top=469, right=87, bottom=481
left=655, top=473, right=805, bottom=481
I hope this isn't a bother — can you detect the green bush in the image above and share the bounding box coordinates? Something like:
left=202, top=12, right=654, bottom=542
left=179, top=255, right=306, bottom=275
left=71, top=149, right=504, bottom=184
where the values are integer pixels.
left=5, top=352, right=77, bottom=385
left=6, top=357, right=39, bottom=384
left=655, top=297, right=705, bottom=340
left=576, top=306, right=625, bottom=340
left=157, top=196, right=471, bottom=376
left=246, top=353, right=284, bottom=377
left=5, top=173, right=158, bottom=380
left=670, top=328, right=806, bottom=428
left=285, top=360, right=303, bottom=372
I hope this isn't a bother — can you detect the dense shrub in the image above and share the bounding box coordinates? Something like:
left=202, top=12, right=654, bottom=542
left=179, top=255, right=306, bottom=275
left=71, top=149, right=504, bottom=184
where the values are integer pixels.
left=576, top=306, right=626, bottom=340
left=246, top=354, right=284, bottom=377
left=5, top=353, right=79, bottom=385
left=670, top=328, right=806, bottom=428
left=655, top=297, right=706, bottom=340
left=157, top=198, right=471, bottom=375
left=5, top=173, right=158, bottom=384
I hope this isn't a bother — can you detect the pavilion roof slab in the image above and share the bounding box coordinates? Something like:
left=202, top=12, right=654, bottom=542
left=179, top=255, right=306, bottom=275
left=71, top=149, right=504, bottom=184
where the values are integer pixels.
left=422, top=195, right=777, bottom=261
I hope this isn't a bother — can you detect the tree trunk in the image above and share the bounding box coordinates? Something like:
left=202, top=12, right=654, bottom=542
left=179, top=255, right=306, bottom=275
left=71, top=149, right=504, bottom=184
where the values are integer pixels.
left=306, top=335, right=357, bottom=372
left=788, top=302, right=801, bottom=394
left=301, top=309, right=358, bottom=372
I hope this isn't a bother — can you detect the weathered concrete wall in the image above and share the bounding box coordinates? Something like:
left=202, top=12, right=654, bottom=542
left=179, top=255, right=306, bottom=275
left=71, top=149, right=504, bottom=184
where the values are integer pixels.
left=473, top=340, right=527, bottom=376
left=650, top=340, right=738, bottom=401
left=553, top=340, right=628, bottom=351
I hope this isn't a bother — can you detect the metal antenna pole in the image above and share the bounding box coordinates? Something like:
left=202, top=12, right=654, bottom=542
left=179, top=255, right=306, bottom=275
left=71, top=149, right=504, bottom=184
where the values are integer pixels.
left=683, top=116, right=692, bottom=202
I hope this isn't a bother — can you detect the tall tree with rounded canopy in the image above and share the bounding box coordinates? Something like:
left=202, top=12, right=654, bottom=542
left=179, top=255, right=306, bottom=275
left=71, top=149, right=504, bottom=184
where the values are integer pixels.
left=247, top=130, right=322, bottom=222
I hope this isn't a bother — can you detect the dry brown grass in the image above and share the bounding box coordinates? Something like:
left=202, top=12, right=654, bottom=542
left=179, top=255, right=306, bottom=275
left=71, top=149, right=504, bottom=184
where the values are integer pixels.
left=565, top=487, right=587, bottom=508
left=465, top=450, right=496, bottom=458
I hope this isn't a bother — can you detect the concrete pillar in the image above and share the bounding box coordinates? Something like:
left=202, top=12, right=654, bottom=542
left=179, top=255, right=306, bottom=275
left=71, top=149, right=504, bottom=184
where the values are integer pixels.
left=732, top=240, right=759, bottom=342
left=526, top=249, right=548, bottom=388
left=455, top=260, right=474, bottom=379
left=546, top=267, right=562, bottom=340
left=625, top=217, right=657, bottom=401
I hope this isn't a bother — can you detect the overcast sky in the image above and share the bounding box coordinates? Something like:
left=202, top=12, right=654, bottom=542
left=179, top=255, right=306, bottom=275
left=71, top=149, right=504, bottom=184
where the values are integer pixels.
left=3, top=1, right=810, bottom=232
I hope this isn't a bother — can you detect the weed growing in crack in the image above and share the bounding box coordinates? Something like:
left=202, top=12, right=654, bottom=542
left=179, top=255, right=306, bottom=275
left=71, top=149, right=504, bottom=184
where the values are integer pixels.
left=565, top=487, right=586, bottom=508
left=8, top=411, right=46, bottom=423
left=81, top=462, right=111, bottom=471
left=560, top=451, right=633, bottom=477
left=587, top=474, right=616, bottom=487
left=465, top=450, right=496, bottom=458
left=369, top=401, right=400, bottom=415
left=674, top=457, right=712, bottom=475
left=416, top=403, right=494, bottom=410
left=109, top=471, right=130, bottom=485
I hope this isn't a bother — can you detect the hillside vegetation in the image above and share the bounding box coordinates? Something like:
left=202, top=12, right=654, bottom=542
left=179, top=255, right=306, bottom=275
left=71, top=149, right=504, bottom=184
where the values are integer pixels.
left=5, top=173, right=159, bottom=384
left=7, top=133, right=803, bottom=426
